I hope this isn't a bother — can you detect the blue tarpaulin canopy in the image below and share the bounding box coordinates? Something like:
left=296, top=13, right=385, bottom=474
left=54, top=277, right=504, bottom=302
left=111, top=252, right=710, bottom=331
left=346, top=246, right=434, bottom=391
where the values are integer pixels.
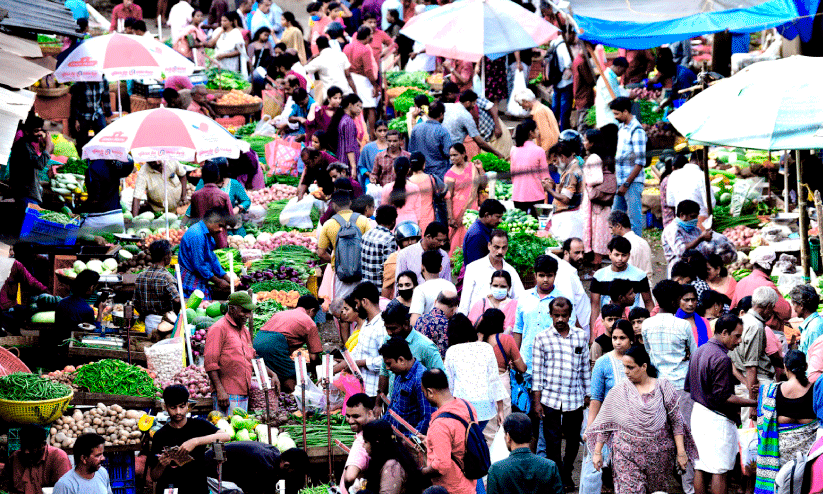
left=570, top=0, right=817, bottom=49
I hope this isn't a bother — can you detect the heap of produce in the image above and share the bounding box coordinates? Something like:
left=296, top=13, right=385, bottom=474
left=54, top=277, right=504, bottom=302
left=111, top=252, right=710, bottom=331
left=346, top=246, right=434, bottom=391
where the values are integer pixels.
left=392, top=88, right=432, bottom=115
left=35, top=210, right=80, bottom=226
left=205, top=68, right=251, bottom=91
left=498, top=209, right=539, bottom=234
left=156, top=365, right=213, bottom=399
left=57, top=258, right=120, bottom=279
left=117, top=246, right=154, bottom=274
left=249, top=184, right=297, bottom=205
left=44, top=366, right=78, bottom=392
left=728, top=252, right=754, bottom=281
left=125, top=211, right=184, bottom=238
left=474, top=152, right=510, bottom=174
left=385, top=71, right=430, bottom=90
left=73, top=359, right=160, bottom=398
left=279, top=412, right=355, bottom=447
left=0, top=373, right=72, bottom=401
left=50, top=172, right=86, bottom=201
left=50, top=404, right=144, bottom=448
left=215, top=90, right=262, bottom=106
left=252, top=300, right=287, bottom=331
left=643, top=121, right=677, bottom=140
left=722, top=226, right=761, bottom=248
left=494, top=181, right=512, bottom=200
left=249, top=246, right=319, bottom=275
left=59, top=158, right=89, bottom=175
left=628, top=87, right=662, bottom=101
left=210, top=408, right=272, bottom=443
left=140, top=228, right=187, bottom=247
left=504, top=232, right=559, bottom=275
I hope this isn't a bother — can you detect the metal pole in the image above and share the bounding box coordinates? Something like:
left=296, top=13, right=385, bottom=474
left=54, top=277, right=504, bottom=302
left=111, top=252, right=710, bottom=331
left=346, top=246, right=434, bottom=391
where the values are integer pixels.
left=797, top=150, right=810, bottom=280
left=702, top=146, right=712, bottom=227
left=785, top=153, right=790, bottom=213
left=325, top=374, right=332, bottom=483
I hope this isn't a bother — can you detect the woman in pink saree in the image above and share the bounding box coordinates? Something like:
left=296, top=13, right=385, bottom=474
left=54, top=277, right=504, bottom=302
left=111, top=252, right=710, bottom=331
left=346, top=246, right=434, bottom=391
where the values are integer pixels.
left=445, top=142, right=485, bottom=256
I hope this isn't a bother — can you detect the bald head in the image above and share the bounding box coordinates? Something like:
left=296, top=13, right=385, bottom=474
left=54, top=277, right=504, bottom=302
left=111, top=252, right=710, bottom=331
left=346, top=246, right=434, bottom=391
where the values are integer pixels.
left=435, top=289, right=459, bottom=317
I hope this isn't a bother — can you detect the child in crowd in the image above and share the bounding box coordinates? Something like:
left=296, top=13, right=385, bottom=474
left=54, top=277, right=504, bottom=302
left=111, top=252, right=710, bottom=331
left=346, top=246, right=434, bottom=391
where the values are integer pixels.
left=590, top=304, right=623, bottom=367
left=628, top=307, right=650, bottom=345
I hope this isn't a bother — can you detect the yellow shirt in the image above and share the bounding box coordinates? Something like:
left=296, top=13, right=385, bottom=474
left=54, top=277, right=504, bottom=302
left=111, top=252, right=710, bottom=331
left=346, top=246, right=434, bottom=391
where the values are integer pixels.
left=133, top=160, right=187, bottom=211
left=317, top=209, right=371, bottom=267
left=531, top=102, right=560, bottom=152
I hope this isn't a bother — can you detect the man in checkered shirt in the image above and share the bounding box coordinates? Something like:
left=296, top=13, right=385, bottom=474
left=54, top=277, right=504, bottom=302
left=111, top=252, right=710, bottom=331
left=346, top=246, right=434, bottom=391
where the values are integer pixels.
left=360, top=205, right=398, bottom=286
left=610, top=96, right=647, bottom=236
left=134, top=240, right=180, bottom=336
left=531, top=297, right=590, bottom=490
left=347, top=282, right=388, bottom=397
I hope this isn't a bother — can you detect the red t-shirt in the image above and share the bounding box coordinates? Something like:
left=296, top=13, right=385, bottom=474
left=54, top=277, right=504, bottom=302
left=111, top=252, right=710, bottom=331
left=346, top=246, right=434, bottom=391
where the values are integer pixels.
left=259, top=308, right=321, bottom=354
left=368, top=29, right=394, bottom=69
left=572, top=54, right=595, bottom=110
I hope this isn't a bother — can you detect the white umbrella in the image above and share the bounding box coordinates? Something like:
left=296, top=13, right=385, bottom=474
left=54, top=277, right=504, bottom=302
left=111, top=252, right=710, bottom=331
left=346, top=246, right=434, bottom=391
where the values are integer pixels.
left=82, top=108, right=245, bottom=233
left=668, top=56, right=823, bottom=151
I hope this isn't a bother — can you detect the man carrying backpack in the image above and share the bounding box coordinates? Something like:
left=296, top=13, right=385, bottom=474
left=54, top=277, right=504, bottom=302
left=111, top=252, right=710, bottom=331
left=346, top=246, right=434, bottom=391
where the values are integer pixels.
left=545, top=29, right=574, bottom=131
left=422, top=368, right=489, bottom=494
left=317, top=191, right=372, bottom=301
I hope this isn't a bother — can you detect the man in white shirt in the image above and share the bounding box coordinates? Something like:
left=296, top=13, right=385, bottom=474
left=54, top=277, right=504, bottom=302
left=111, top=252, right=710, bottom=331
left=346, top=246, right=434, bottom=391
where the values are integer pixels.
left=304, top=35, right=355, bottom=99
left=250, top=0, right=283, bottom=39
left=167, top=0, right=193, bottom=42
left=608, top=210, right=652, bottom=278
left=459, top=230, right=524, bottom=314
left=666, top=153, right=714, bottom=225
left=346, top=282, right=388, bottom=397
left=594, top=56, right=629, bottom=128
left=410, top=250, right=456, bottom=326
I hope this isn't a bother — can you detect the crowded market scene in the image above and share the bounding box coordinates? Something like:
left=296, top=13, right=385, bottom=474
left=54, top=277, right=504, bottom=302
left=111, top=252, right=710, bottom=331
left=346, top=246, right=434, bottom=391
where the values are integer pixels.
left=0, top=0, right=823, bottom=493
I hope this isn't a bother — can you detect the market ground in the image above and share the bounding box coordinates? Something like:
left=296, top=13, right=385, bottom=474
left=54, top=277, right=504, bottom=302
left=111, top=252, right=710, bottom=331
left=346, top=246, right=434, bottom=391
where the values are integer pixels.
left=316, top=229, right=670, bottom=489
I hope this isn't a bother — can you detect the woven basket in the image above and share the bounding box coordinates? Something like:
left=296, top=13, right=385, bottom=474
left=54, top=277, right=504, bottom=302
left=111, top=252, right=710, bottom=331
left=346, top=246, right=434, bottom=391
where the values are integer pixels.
left=214, top=101, right=262, bottom=116
left=33, top=86, right=70, bottom=98
left=0, top=392, right=73, bottom=425
left=39, top=45, right=62, bottom=57
left=0, top=336, right=39, bottom=349
left=0, top=346, right=30, bottom=375
left=206, top=86, right=252, bottom=97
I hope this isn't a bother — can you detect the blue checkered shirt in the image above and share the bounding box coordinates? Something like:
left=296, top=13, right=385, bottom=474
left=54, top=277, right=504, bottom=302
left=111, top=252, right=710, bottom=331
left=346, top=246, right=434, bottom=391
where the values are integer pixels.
left=360, top=225, right=397, bottom=286
left=615, top=117, right=646, bottom=185
left=641, top=313, right=696, bottom=390
left=385, top=360, right=434, bottom=434
left=532, top=325, right=591, bottom=411
left=476, top=96, right=495, bottom=141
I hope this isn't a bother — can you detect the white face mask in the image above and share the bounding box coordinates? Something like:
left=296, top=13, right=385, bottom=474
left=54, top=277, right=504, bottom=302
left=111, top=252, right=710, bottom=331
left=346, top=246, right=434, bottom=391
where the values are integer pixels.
left=490, top=287, right=508, bottom=300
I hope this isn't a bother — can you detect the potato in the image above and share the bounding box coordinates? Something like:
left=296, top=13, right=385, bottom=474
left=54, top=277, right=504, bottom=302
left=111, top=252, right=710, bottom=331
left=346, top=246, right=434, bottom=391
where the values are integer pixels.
left=50, top=427, right=57, bottom=435
left=62, top=439, right=72, bottom=448
left=56, top=419, right=64, bottom=426
left=111, top=404, right=123, bottom=413
left=106, top=426, right=117, bottom=434
left=55, top=432, right=68, bottom=443
left=96, top=427, right=105, bottom=434
left=125, top=410, right=142, bottom=420
left=129, top=431, right=141, bottom=438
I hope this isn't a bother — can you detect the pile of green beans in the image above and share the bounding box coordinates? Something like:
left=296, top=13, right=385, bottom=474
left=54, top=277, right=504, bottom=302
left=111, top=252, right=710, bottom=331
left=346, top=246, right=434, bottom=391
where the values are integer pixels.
left=0, top=373, right=72, bottom=401
left=73, top=359, right=160, bottom=398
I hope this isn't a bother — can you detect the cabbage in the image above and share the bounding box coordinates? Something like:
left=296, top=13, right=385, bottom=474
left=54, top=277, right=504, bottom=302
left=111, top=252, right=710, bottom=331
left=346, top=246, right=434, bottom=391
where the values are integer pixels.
left=235, top=429, right=251, bottom=441
left=103, top=258, right=118, bottom=272
left=276, top=432, right=297, bottom=451
left=216, top=418, right=233, bottom=436
left=73, top=260, right=86, bottom=272
left=85, top=260, right=104, bottom=274
left=254, top=424, right=274, bottom=443
left=244, top=234, right=256, bottom=244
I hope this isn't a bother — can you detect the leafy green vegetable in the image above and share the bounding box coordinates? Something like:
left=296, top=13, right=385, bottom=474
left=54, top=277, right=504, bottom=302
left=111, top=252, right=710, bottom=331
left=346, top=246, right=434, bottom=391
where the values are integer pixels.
left=205, top=68, right=251, bottom=90
left=586, top=107, right=597, bottom=127
left=528, top=73, right=543, bottom=86
left=385, top=71, right=430, bottom=89
left=241, top=135, right=275, bottom=163
left=214, top=248, right=243, bottom=275
left=637, top=100, right=664, bottom=125
left=61, top=158, right=88, bottom=175
left=234, top=121, right=257, bottom=137
left=393, top=88, right=431, bottom=116
left=505, top=233, right=559, bottom=275
left=451, top=248, right=464, bottom=278
left=474, top=152, right=510, bottom=174
left=388, top=116, right=408, bottom=135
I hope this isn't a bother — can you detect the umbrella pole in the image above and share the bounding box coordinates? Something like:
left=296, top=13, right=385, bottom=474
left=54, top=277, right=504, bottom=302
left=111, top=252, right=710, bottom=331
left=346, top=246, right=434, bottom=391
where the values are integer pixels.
left=703, top=146, right=711, bottom=225
left=797, top=150, right=810, bottom=280
left=785, top=153, right=790, bottom=213
left=163, top=160, right=170, bottom=240
left=117, top=84, right=122, bottom=118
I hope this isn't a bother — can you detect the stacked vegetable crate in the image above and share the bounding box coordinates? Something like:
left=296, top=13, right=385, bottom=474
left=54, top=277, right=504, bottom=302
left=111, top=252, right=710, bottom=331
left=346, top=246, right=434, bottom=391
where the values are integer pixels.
left=104, top=451, right=136, bottom=494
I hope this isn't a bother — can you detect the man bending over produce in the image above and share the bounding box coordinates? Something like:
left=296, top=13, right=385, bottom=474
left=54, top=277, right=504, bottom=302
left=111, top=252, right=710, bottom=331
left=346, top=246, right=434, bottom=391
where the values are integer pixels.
left=205, top=292, right=280, bottom=413
left=205, top=443, right=309, bottom=494
left=52, top=270, right=104, bottom=365
left=340, top=393, right=377, bottom=492
left=0, top=424, right=71, bottom=494
left=134, top=240, right=180, bottom=339
left=52, top=433, right=110, bottom=494
left=150, top=384, right=231, bottom=494
left=254, top=295, right=321, bottom=393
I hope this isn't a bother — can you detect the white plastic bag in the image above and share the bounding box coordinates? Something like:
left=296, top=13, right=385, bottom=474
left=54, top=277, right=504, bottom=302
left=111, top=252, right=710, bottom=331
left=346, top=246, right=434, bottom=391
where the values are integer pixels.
left=507, top=69, right=529, bottom=117
left=729, top=177, right=766, bottom=217
left=489, top=424, right=510, bottom=464
left=366, top=182, right=383, bottom=206
left=279, top=196, right=322, bottom=229
left=472, top=73, right=484, bottom=99
left=145, top=337, right=185, bottom=383
left=254, top=115, right=278, bottom=137
left=738, top=419, right=758, bottom=474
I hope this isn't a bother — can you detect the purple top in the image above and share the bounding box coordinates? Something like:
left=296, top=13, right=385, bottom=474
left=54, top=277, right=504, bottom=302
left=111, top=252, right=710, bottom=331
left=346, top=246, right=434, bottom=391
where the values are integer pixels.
left=685, top=337, right=739, bottom=424
left=307, top=105, right=334, bottom=143
left=236, top=150, right=265, bottom=191
left=337, top=114, right=361, bottom=165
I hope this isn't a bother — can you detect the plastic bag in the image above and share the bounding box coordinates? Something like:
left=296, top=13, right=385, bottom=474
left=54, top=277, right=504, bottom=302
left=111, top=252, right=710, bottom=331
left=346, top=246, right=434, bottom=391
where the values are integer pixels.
left=489, top=424, right=510, bottom=464
left=264, top=137, right=301, bottom=177
left=279, top=196, right=319, bottom=229
left=293, top=377, right=344, bottom=411
left=696, top=231, right=737, bottom=265
left=366, top=182, right=383, bottom=206
left=255, top=114, right=278, bottom=137
left=472, top=73, right=484, bottom=99
left=145, top=337, right=185, bottom=383
left=729, top=177, right=766, bottom=217
left=738, top=419, right=758, bottom=474
left=507, top=70, right=529, bottom=117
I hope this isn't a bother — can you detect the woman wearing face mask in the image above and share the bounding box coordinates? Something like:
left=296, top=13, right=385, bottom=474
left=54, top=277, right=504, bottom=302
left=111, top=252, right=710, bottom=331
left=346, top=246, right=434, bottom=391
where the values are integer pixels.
left=580, top=319, right=635, bottom=494
left=394, top=271, right=418, bottom=308
left=476, top=308, right=527, bottom=445
left=467, top=271, right=518, bottom=334
left=545, top=140, right=584, bottom=241
left=676, top=284, right=712, bottom=346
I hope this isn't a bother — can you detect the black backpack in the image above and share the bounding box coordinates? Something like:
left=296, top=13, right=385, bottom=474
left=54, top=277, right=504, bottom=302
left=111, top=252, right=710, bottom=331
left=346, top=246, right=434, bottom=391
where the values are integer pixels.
left=333, top=213, right=364, bottom=283
left=543, top=40, right=570, bottom=87
left=434, top=399, right=491, bottom=480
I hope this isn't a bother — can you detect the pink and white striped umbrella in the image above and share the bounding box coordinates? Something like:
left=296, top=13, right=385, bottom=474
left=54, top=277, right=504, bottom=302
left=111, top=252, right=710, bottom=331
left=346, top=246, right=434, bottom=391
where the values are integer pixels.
left=81, top=108, right=243, bottom=162
left=54, top=33, right=194, bottom=83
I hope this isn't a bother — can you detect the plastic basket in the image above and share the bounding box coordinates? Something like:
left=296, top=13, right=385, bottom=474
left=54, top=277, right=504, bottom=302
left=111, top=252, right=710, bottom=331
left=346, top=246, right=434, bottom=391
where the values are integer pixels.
left=0, top=346, right=31, bottom=376
left=810, top=238, right=821, bottom=273
left=111, top=484, right=136, bottom=494
left=0, top=392, right=73, bottom=425
left=104, top=451, right=136, bottom=483
left=19, top=209, right=80, bottom=246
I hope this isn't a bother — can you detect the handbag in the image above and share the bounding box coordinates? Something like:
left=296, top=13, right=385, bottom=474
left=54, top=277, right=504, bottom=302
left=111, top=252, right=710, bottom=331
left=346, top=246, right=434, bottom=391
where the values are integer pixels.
left=264, top=137, right=302, bottom=177
left=495, top=334, right=530, bottom=414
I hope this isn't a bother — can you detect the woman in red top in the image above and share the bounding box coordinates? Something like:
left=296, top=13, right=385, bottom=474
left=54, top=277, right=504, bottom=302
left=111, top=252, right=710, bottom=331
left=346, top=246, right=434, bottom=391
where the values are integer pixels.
left=476, top=308, right=526, bottom=445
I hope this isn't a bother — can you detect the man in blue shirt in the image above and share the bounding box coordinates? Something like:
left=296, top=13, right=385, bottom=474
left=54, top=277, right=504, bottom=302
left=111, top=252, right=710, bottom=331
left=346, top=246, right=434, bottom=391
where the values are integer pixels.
left=409, top=101, right=452, bottom=180
left=791, top=284, right=823, bottom=355
left=65, top=0, right=89, bottom=20
left=462, top=199, right=504, bottom=267
left=178, top=208, right=232, bottom=299
left=379, top=336, right=434, bottom=435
